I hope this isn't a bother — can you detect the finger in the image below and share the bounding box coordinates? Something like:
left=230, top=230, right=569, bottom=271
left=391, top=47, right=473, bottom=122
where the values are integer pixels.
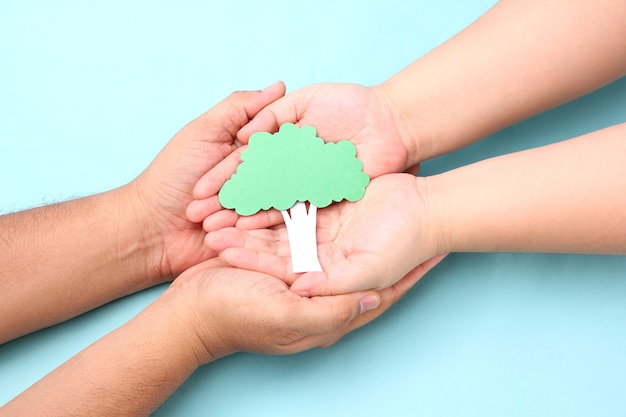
left=290, top=252, right=448, bottom=297
left=319, top=286, right=410, bottom=347
left=235, top=208, right=284, bottom=230
left=198, top=82, right=286, bottom=139
left=245, top=81, right=286, bottom=119
left=219, top=247, right=296, bottom=283
left=289, top=254, right=383, bottom=296
left=382, top=254, right=446, bottom=298
left=186, top=195, right=223, bottom=223
left=236, top=94, right=301, bottom=143
left=202, top=210, right=239, bottom=232
left=280, top=290, right=381, bottom=352
left=236, top=109, right=281, bottom=143
left=404, top=163, right=421, bottom=175
left=206, top=227, right=290, bottom=256
left=205, top=228, right=246, bottom=252
left=190, top=82, right=285, bottom=199
left=193, top=146, right=246, bottom=200
left=319, top=255, right=448, bottom=346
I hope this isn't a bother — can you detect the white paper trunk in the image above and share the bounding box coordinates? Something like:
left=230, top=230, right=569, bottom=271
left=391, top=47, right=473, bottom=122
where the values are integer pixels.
left=281, top=201, right=323, bottom=273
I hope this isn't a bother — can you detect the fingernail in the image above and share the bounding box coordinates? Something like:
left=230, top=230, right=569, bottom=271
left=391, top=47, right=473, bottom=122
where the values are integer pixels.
left=292, top=289, right=310, bottom=297
left=359, top=295, right=380, bottom=314
left=261, top=81, right=281, bottom=93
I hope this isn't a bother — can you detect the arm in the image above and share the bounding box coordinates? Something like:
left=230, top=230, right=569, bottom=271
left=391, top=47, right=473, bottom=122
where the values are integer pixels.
left=0, top=190, right=153, bottom=343
left=0, top=83, right=286, bottom=344
left=235, top=0, right=626, bottom=177
left=381, top=0, right=626, bottom=164
left=204, top=123, right=626, bottom=295
left=0, top=259, right=432, bottom=417
left=427, top=122, right=626, bottom=255
left=0, top=294, right=199, bottom=417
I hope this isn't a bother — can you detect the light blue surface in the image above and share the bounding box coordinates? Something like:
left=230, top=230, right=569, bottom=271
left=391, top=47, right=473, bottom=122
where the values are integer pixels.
left=1, top=1, right=625, bottom=416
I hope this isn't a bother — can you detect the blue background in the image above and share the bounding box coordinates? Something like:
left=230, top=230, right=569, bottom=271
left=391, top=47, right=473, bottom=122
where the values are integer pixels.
left=1, top=1, right=625, bottom=415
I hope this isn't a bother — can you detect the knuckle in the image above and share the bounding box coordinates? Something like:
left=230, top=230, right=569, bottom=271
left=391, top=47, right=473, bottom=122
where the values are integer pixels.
left=272, top=308, right=306, bottom=343
left=331, top=305, right=353, bottom=330
left=228, top=89, right=248, bottom=99
left=319, top=337, right=341, bottom=349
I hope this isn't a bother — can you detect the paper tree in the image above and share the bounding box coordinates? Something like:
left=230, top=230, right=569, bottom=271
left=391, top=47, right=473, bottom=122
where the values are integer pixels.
left=218, top=123, right=370, bottom=272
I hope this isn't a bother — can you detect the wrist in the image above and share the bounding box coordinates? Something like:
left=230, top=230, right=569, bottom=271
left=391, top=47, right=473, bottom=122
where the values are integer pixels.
left=373, top=81, right=434, bottom=167
left=158, top=279, right=234, bottom=365
left=113, top=183, right=168, bottom=289
left=416, top=174, right=452, bottom=257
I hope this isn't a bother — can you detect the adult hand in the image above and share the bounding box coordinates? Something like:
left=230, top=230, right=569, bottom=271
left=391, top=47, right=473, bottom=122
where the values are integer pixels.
left=162, top=255, right=442, bottom=361
left=204, top=174, right=446, bottom=296
left=123, top=82, right=285, bottom=282
left=1, top=256, right=428, bottom=417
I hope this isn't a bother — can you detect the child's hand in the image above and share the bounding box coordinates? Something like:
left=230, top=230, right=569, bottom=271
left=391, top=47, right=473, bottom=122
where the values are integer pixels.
left=239, top=83, right=420, bottom=178
left=187, top=82, right=426, bottom=234
left=205, top=174, right=446, bottom=296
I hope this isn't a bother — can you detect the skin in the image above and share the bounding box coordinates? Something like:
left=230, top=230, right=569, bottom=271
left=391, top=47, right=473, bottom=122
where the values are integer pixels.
left=238, top=0, right=626, bottom=168
left=0, top=83, right=288, bottom=343
left=1, top=86, right=446, bottom=415
left=189, top=0, right=626, bottom=295
left=205, top=123, right=626, bottom=296
left=12, top=0, right=625, bottom=411
left=189, top=1, right=626, bottom=234
left=0, top=258, right=442, bottom=416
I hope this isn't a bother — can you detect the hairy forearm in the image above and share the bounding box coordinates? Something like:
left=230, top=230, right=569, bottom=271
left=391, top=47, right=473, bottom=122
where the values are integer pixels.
left=0, top=297, right=201, bottom=417
left=381, top=0, right=626, bottom=164
left=0, top=187, right=159, bottom=343
left=428, top=123, right=626, bottom=255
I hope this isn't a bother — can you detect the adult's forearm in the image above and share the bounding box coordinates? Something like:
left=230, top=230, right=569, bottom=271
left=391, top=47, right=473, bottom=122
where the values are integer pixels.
left=0, top=297, right=201, bottom=417
left=427, top=123, right=626, bottom=255
left=382, top=0, right=626, bottom=164
left=0, top=187, right=159, bottom=343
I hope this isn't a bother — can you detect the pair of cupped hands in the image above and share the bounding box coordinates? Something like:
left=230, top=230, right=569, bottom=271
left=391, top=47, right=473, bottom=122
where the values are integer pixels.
left=133, top=82, right=445, bottom=362
left=187, top=81, right=446, bottom=297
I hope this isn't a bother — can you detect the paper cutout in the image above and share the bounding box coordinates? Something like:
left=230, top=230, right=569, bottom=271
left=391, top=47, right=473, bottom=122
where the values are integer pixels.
left=219, top=123, right=370, bottom=272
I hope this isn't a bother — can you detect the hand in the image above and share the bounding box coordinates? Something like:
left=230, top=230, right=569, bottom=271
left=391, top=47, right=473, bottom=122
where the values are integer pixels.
left=121, top=82, right=285, bottom=282
left=205, top=174, right=446, bottom=296
left=220, top=83, right=419, bottom=181
left=187, top=83, right=421, bottom=234
left=161, top=256, right=441, bottom=362
left=0, top=236, right=439, bottom=417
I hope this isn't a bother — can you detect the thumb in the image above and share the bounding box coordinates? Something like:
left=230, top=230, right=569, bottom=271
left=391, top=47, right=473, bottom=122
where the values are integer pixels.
left=290, top=253, right=447, bottom=296
left=290, top=258, right=383, bottom=296
left=293, top=290, right=381, bottom=337
left=237, top=87, right=304, bottom=143
left=192, top=146, right=246, bottom=200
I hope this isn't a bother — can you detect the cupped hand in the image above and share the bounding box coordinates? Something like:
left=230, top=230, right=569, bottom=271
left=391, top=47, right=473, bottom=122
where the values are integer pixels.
left=205, top=174, right=446, bottom=296
left=122, top=82, right=285, bottom=282
left=187, top=83, right=424, bottom=235
left=238, top=83, right=418, bottom=178
left=161, top=257, right=439, bottom=363
left=191, top=83, right=415, bottom=205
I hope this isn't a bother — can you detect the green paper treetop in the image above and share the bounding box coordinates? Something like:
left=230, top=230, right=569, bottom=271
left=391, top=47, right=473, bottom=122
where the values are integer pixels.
left=218, top=122, right=370, bottom=272
left=219, top=123, right=370, bottom=215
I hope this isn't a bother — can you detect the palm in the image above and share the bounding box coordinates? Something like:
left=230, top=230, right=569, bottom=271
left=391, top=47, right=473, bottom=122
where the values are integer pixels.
left=168, top=255, right=444, bottom=359
left=239, top=83, right=411, bottom=178
left=208, top=174, right=441, bottom=295
left=169, top=259, right=309, bottom=355
left=129, top=86, right=286, bottom=280
left=132, top=122, right=236, bottom=278
left=313, top=174, right=431, bottom=293
left=190, top=83, right=417, bottom=235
